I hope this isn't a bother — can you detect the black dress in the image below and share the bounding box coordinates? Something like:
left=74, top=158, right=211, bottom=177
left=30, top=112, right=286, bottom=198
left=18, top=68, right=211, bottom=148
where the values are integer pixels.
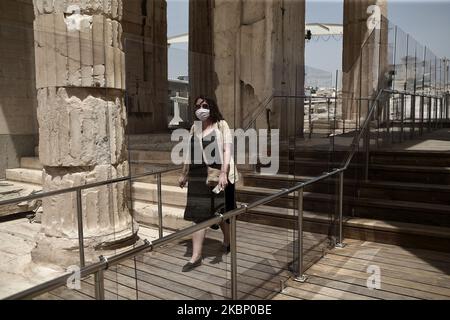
left=184, top=132, right=236, bottom=224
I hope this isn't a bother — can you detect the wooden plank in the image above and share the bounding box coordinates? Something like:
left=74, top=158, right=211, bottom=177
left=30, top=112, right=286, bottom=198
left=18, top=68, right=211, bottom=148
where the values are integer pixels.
left=134, top=254, right=277, bottom=300
left=322, top=253, right=450, bottom=290
left=339, top=240, right=450, bottom=268
left=160, top=242, right=292, bottom=282
left=298, top=275, right=416, bottom=300
left=49, top=286, right=93, bottom=300
left=331, top=246, right=450, bottom=274
left=271, top=292, right=302, bottom=300
left=113, top=263, right=197, bottom=300
left=118, top=261, right=227, bottom=300
left=206, top=228, right=326, bottom=260
left=34, top=292, right=64, bottom=300
left=284, top=279, right=376, bottom=300
left=344, top=238, right=450, bottom=263
left=308, top=263, right=450, bottom=299
left=144, top=250, right=284, bottom=293
left=280, top=286, right=339, bottom=300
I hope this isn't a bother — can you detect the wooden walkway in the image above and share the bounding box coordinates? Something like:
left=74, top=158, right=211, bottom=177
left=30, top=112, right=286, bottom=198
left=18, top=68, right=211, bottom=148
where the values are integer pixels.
left=36, top=222, right=450, bottom=300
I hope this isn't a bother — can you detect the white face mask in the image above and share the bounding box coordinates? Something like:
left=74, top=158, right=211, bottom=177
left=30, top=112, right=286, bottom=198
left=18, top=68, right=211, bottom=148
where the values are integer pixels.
left=195, top=108, right=210, bottom=122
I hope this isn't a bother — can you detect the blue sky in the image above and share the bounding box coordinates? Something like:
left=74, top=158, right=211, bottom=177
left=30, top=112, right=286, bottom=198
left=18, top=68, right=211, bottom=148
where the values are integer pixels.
left=167, top=0, right=450, bottom=78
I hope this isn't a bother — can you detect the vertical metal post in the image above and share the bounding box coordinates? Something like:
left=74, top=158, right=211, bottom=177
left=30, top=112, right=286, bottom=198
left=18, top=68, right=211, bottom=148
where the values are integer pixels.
left=336, top=171, right=346, bottom=248
left=294, top=188, right=307, bottom=282
left=76, top=189, right=85, bottom=268
left=95, top=270, right=105, bottom=300
left=445, top=94, right=450, bottom=120
left=411, top=95, right=416, bottom=139
left=420, top=95, right=424, bottom=136
left=230, top=215, right=238, bottom=299
left=428, top=97, right=432, bottom=132
left=364, top=108, right=370, bottom=181
left=376, top=100, right=380, bottom=148
left=327, top=98, right=331, bottom=136
left=435, top=97, right=439, bottom=129
left=400, top=93, right=405, bottom=142
left=252, top=121, right=258, bottom=173
left=157, top=173, right=163, bottom=239
left=308, top=97, right=312, bottom=139
left=386, top=95, right=391, bottom=144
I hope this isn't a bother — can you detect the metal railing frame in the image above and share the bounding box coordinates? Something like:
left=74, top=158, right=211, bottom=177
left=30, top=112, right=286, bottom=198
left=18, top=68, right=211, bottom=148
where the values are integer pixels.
left=4, top=87, right=448, bottom=300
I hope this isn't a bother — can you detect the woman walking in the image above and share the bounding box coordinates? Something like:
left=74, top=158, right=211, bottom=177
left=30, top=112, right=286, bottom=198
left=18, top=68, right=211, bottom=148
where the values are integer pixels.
left=178, top=96, right=238, bottom=272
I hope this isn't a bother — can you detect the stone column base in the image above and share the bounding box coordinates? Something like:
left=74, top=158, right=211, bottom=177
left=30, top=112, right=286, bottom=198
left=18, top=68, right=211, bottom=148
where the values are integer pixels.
left=31, top=224, right=139, bottom=267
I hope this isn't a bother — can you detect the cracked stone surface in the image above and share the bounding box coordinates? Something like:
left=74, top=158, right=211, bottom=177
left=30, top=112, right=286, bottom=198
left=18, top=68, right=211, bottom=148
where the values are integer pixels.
left=31, top=0, right=137, bottom=266
left=0, top=181, right=42, bottom=217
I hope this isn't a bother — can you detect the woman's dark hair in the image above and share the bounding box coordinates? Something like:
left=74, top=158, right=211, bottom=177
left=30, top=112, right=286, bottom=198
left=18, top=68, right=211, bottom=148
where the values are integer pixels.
left=193, top=95, right=224, bottom=123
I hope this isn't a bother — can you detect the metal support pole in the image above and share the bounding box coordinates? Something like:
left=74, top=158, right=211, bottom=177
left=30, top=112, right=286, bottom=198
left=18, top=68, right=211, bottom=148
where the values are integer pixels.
left=76, top=190, right=85, bottom=268
left=420, top=96, right=424, bottom=136
left=308, top=98, right=312, bottom=139
left=411, top=95, right=416, bottom=139
left=428, top=97, right=432, bottom=132
left=445, top=94, right=450, bottom=120
left=376, top=100, right=380, bottom=148
left=230, top=216, right=238, bottom=299
left=335, top=171, right=346, bottom=248
left=436, top=98, right=439, bottom=129
left=157, top=173, right=163, bottom=239
left=400, top=93, right=405, bottom=142
left=327, top=98, right=331, bottom=136
left=94, top=270, right=105, bottom=300
left=386, top=95, right=391, bottom=143
left=294, top=188, right=307, bottom=282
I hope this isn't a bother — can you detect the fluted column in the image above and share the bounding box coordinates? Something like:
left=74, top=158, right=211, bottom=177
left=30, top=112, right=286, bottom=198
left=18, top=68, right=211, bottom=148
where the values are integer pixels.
left=342, top=0, right=388, bottom=120
left=31, top=0, right=137, bottom=266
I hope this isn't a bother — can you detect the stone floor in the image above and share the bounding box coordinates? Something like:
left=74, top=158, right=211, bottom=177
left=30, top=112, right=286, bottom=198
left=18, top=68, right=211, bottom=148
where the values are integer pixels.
left=0, top=217, right=156, bottom=299
left=0, top=217, right=64, bottom=299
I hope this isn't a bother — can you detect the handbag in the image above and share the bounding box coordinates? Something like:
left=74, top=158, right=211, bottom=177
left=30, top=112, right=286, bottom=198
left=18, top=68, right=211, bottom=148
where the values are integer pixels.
left=206, top=166, right=222, bottom=187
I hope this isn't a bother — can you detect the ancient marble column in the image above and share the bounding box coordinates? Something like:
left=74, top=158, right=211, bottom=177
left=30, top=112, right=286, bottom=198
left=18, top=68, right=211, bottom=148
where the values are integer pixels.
left=123, top=0, right=168, bottom=134
left=211, top=0, right=305, bottom=134
left=31, top=0, right=137, bottom=266
left=342, top=0, right=388, bottom=120
left=189, top=0, right=216, bottom=105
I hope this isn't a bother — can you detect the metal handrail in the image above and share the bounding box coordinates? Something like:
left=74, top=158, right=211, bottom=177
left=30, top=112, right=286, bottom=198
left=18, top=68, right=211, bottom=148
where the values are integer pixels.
left=5, top=166, right=344, bottom=300
left=0, top=165, right=182, bottom=207
left=244, top=94, right=338, bottom=131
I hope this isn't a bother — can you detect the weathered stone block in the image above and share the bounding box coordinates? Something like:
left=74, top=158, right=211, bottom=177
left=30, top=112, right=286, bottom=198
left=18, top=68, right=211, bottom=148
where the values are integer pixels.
left=34, top=12, right=125, bottom=90
left=40, top=161, right=133, bottom=240
left=37, top=87, right=127, bottom=166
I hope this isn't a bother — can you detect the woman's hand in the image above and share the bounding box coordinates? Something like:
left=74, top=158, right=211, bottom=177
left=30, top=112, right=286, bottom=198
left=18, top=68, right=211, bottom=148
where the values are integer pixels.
left=218, top=172, right=228, bottom=190
left=178, top=174, right=188, bottom=189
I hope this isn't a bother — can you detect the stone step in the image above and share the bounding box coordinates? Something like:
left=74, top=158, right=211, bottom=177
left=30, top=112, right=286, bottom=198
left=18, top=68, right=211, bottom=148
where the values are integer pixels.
left=132, top=201, right=190, bottom=230
left=20, top=157, right=43, bottom=170
left=370, top=150, right=450, bottom=167
left=129, top=150, right=173, bottom=162
left=241, top=205, right=450, bottom=252
left=242, top=172, right=450, bottom=205
left=5, top=168, right=43, bottom=185
left=131, top=182, right=187, bottom=207
left=369, top=164, right=450, bottom=185
left=236, top=185, right=450, bottom=227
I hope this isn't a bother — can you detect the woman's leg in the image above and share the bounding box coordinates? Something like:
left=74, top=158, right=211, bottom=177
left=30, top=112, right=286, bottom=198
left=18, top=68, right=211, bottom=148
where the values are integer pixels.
left=221, top=182, right=235, bottom=247
left=220, top=221, right=230, bottom=247
left=190, top=228, right=206, bottom=262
